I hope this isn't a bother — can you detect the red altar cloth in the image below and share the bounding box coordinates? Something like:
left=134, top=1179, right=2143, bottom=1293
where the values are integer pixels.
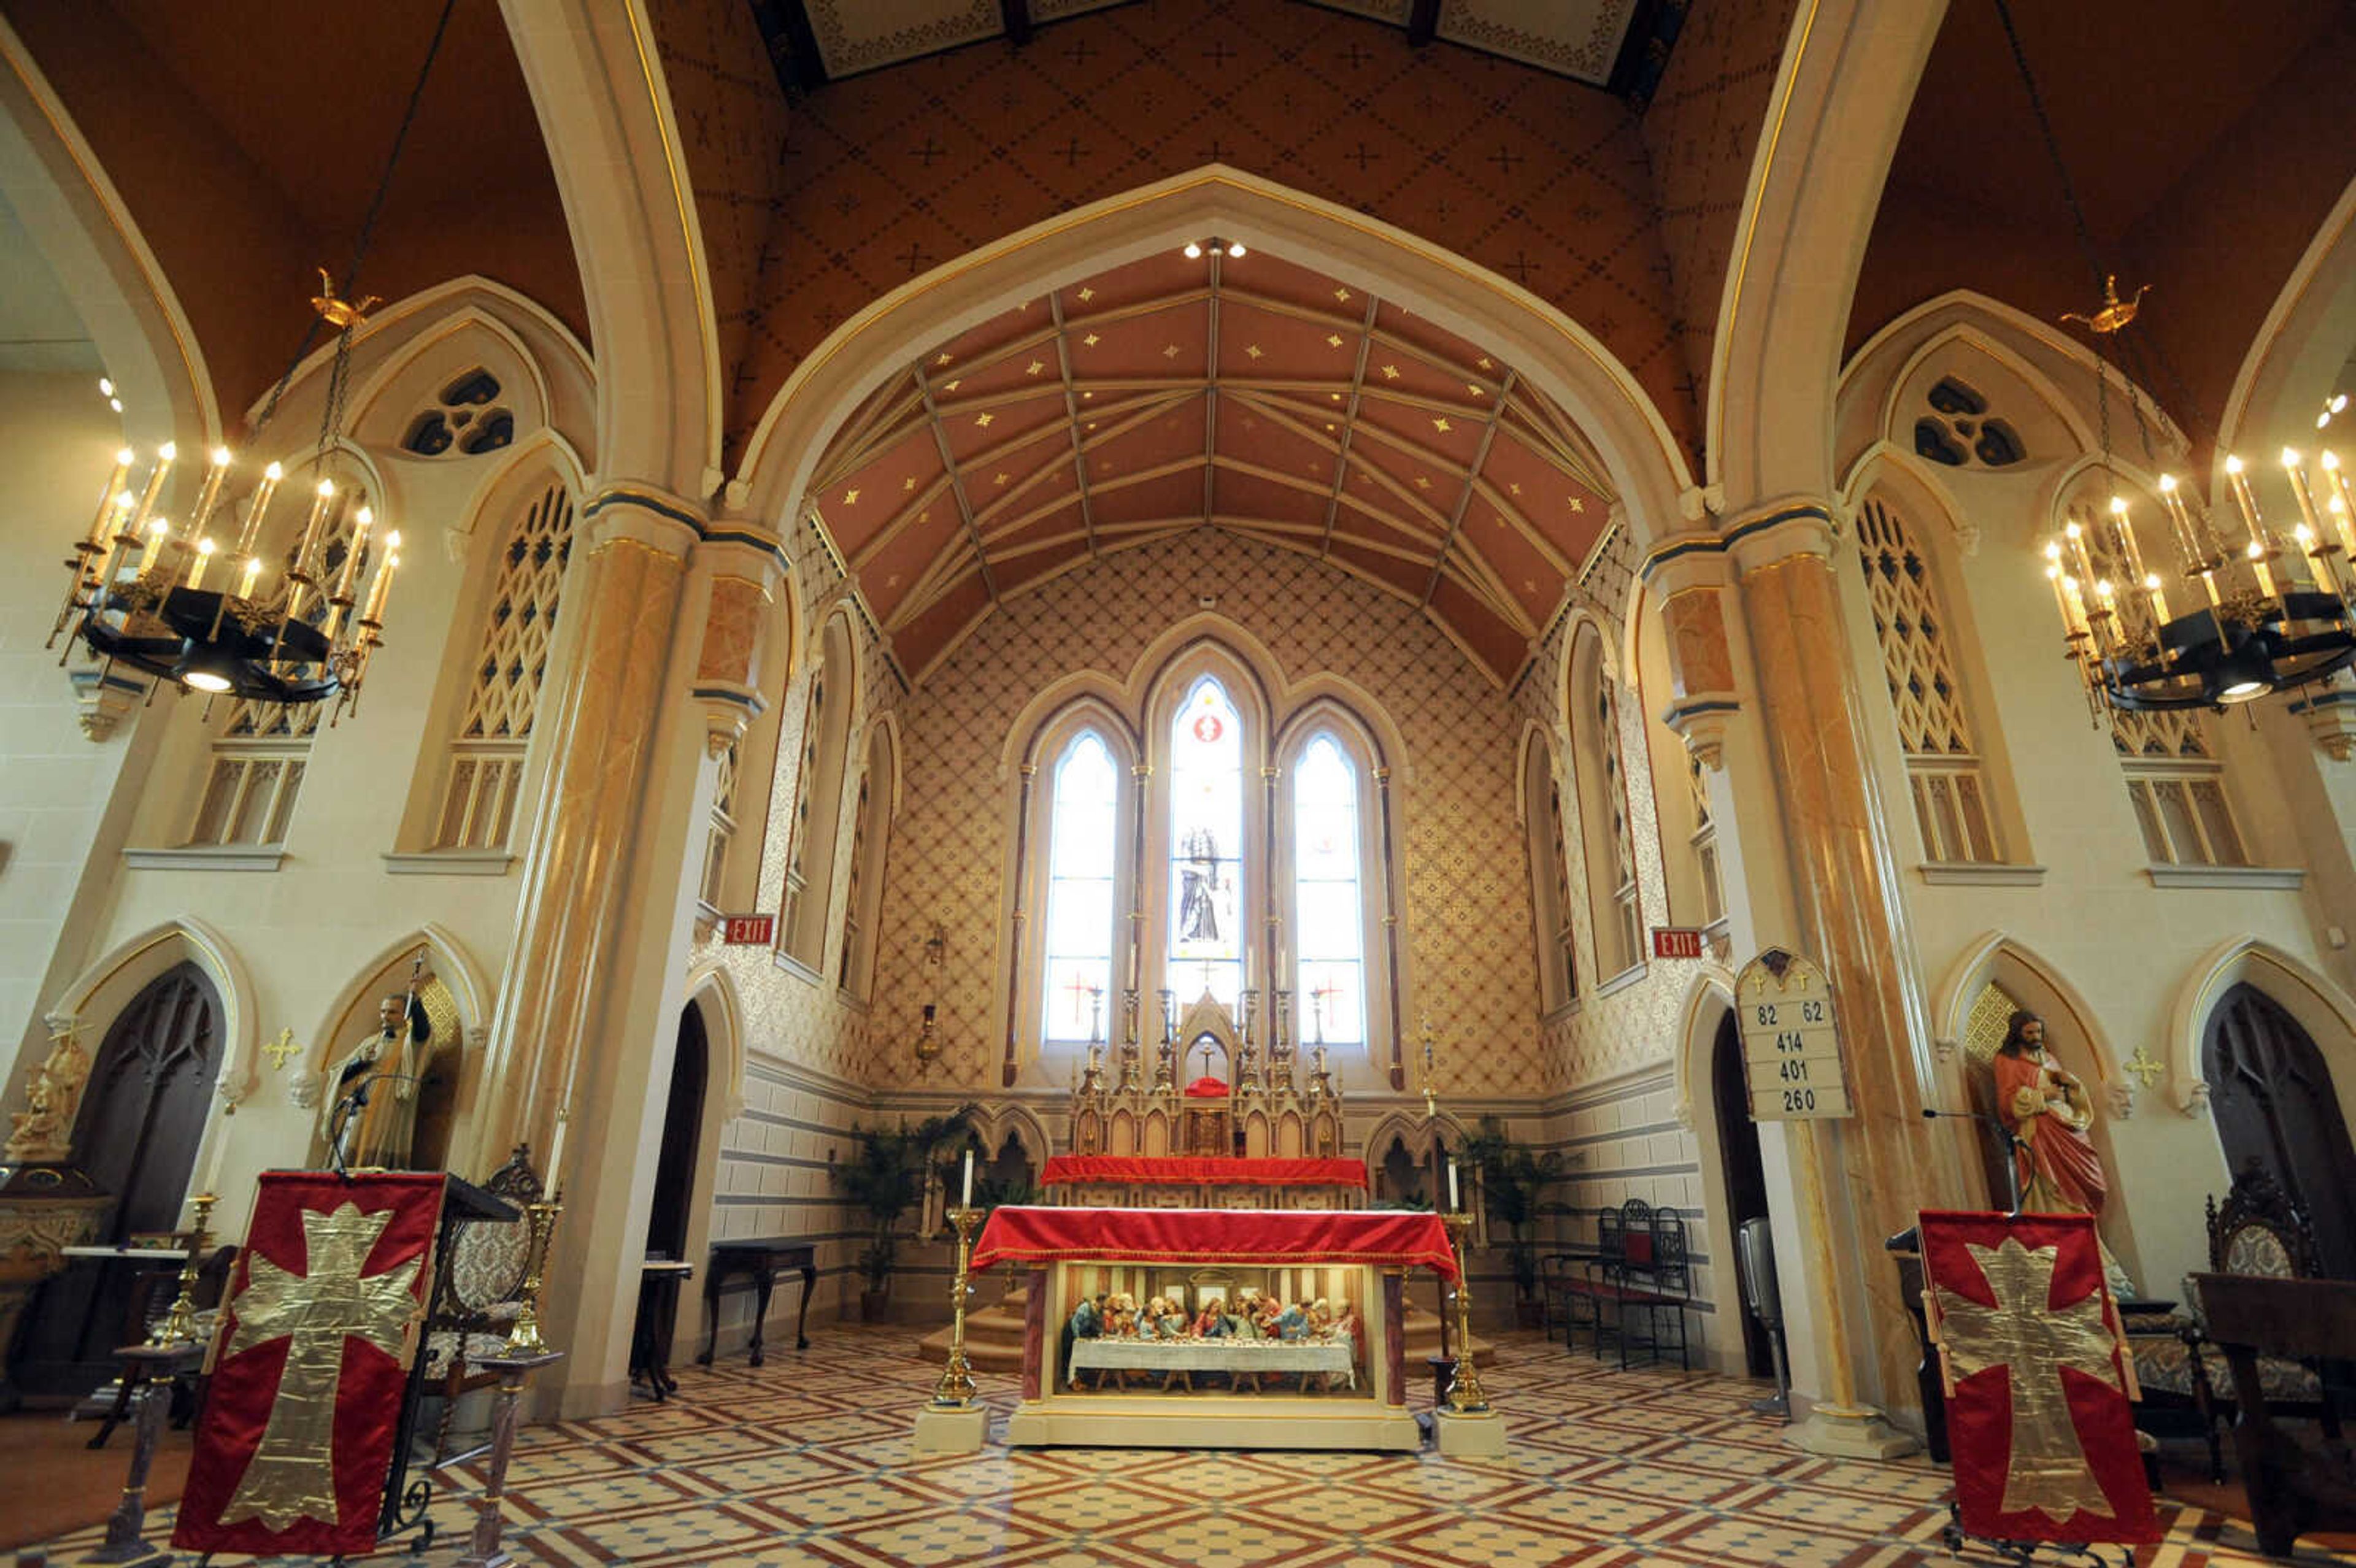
left=1041, top=1155, right=1368, bottom=1188
left=972, top=1205, right=1458, bottom=1280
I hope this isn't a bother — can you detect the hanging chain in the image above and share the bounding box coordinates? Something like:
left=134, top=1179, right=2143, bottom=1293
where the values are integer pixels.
left=246, top=0, right=460, bottom=444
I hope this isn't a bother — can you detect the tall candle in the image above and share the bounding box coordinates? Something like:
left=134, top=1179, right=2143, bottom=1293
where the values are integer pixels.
left=334, top=505, right=374, bottom=599
left=239, top=555, right=263, bottom=600
left=126, top=444, right=175, bottom=536
left=87, top=448, right=133, bottom=545
left=961, top=1148, right=974, bottom=1207
left=2225, top=455, right=2273, bottom=557
left=1447, top=1158, right=1460, bottom=1213
left=185, top=537, right=215, bottom=592
left=294, top=478, right=336, bottom=577
left=137, top=519, right=171, bottom=579
left=546, top=1105, right=569, bottom=1180
left=200, top=1094, right=237, bottom=1197
left=187, top=447, right=233, bottom=539
left=2106, top=496, right=2149, bottom=583
left=361, top=536, right=401, bottom=623
left=233, top=462, right=283, bottom=558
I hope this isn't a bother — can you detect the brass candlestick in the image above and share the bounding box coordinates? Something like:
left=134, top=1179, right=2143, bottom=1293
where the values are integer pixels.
left=1442, top=1213, right=1489, bottom=1413
left=931, top=1206, right=982, bottom=1407
left=150, top=1191, right=215, bottom=1347
left=502, top=1196, right=563, bottom=1355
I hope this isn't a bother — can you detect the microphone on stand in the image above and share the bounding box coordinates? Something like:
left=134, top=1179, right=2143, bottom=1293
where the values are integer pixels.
left=1922, top=1106, right=2027, bottom=1216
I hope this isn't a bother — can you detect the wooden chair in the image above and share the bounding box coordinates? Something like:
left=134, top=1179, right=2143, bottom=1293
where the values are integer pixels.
left=422, top=1145, right=541, bottom=1466
left=2130, top=1159, right=2339, bottom=1484
left=2189, top=1272, right=2356, bottom=1559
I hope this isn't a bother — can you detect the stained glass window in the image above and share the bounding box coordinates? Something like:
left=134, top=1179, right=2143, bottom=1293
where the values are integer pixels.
left=1168, top=677, right=1244, bottom=1007
left=1042, top=731, right=1119, bottom=1042
left=1293, top=734, right=1364, bottom=1044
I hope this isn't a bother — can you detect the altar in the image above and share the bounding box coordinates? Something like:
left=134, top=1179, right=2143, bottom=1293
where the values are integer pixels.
left=975, top=1204, right=1453, bottom=1451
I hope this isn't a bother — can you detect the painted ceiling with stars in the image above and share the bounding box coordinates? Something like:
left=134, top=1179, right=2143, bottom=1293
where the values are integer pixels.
left=809, top=243, right=1614, bottom=684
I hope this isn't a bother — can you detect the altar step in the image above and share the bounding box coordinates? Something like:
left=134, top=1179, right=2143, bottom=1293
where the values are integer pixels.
left=915, top=1288, right=1494, bottom=1373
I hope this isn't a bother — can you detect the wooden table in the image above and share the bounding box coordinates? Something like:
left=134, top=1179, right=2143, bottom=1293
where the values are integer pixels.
left=631, top=1261, right=695, bottom=1400
left=2189, top=1272, right=2356, bottom=1560
left=698, top=1239, right=815, bottom=1366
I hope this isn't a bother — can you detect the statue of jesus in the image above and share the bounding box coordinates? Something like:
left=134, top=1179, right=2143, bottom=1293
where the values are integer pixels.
left=1992, top=1011, right=2104, bottom=1216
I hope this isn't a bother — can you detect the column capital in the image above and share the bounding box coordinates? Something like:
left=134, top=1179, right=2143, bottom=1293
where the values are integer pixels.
left=1723, top=499, right=1839, bottom=580
left=581, top=484, right=708, bottom=559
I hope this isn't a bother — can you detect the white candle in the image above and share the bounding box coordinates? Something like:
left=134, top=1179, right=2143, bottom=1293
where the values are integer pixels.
left=239, top=556, right=263, bottom=600
left=185, top=537, right=215, bottom=591
left=961, top=1148, right=974, bottom=1207
left=201, top=1096, right=237, bottom=1197
left=234, top=462, right=282, bottom=558
left=546, top=1105, right=569, bottom=1180
left=1447, top=1158, right=1460, bottom=1213
left=126, top=443, right=175, bottom=537
left=294, top=478, right=336, bottom=576
left=334, top=505, right=373, bottom=599
left=88, top=448, right=133, bottom=545
left=137, top=518, right=171, bottom=579
left=361, top=537, right=401, bottom=623
left=187, top=447, right=233, bottom=539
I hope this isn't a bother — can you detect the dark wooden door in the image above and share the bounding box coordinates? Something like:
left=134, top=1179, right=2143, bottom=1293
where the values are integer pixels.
left=645, top=1004, right=707, bottom=1262
left=2205, top=983, right=2356, bottom=1279
left=16, top=963, right=221, bottom=1393
left=1711, top=1013, right=1776, bottom=1376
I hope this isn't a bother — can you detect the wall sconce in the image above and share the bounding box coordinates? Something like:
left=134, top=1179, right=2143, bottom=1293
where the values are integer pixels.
left=914, top=923, right=946, bottom=1066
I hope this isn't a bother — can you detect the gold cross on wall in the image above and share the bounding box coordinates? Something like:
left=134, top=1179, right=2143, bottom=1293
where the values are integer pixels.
left=262, top=1028, right=303, bottom=1070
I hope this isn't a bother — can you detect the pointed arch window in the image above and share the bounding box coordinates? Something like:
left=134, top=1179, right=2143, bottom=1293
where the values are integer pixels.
left=1290, top=732, right=1365, bottom=1045
left=432, top=479, right=574, bottom=850
left=1855, top=494, right=2000, bottom=863
left=782, top=615, right=858, bottom=969
left=1568, top=629, right=1642, bottom=980
left=838, top=726, right=896, bottom=1001
left=1042, top=730, right=1121, bottom=1043
left=1168, top=677, right=1245, bottom=1008
left=188, top=480, right=378, bottom=848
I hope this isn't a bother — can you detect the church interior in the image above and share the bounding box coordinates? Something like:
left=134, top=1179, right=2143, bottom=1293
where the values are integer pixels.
left=3, top=0, right=2356, bottom=1562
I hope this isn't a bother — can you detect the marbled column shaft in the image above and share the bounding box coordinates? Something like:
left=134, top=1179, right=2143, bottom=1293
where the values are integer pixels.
left=1021, top=1268, right=1047, bottom=1401
left=480, top=507, right=693, bottom=1165
left=1738, top=531, right=1944, bottom=1412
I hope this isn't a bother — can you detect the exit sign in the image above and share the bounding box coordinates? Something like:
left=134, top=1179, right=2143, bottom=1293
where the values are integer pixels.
left=1652, top=928, right=1706, bottom=960
left=721, top=913, right=776, bottom=947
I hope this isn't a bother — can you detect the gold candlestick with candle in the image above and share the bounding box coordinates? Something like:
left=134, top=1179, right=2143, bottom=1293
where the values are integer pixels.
left=502, top=1195, right=564, bottom=1356
left=930, top=1205, right=984, bottom=1407
left=1441, top=1211, right=1489, bottom=1413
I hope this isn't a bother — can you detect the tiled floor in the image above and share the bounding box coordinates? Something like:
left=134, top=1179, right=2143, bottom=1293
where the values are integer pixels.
left=29, top=1328, right=2346, bottom=1566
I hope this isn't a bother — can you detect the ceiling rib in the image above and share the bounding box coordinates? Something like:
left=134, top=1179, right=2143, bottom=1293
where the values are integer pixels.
left=911, top=366, right=1001, bottom=615
left=1202, top=253, right=1222, bottom=530
left=1423, top=368, right=1518, bottom=610
left=1318, top=293, right=1382, bottom=559
left=1047, top=290, right=1101, bottom=559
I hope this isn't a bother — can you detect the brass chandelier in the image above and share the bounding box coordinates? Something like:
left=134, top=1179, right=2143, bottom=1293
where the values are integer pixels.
left=46, top=2, right=460, bottom=718
left=1992, top=0, right=2356, bottom=713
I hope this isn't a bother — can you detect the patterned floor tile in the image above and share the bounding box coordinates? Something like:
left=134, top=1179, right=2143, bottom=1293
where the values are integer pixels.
left=15, top=1326, right=2323, bottom=1567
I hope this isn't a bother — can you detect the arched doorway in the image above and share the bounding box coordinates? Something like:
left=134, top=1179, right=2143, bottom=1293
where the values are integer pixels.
left=645, top=1004, right=708, bottom=1264
left=1709, top=1013, right=1774, bottom=1377
left=2204, top=983, right=2356, bottom=1278
left=17, top=963, right=222, bottom=1393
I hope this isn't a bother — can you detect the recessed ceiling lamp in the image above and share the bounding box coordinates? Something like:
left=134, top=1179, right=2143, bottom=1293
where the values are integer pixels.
left=2001, top=0, right=2356, bottom=712
left=44, top=4, right=454, bottom=716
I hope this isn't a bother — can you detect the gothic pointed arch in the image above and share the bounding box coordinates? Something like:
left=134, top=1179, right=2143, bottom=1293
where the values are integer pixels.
left=45, top=917, right=258, bottom=1107
left=2168, top=938, right=2356, bottom=1124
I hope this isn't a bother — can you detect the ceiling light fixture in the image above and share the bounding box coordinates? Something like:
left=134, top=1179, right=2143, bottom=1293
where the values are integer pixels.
left=44, top=1, right=453, bottom=717
left=2000, top=0, right=2356, bottom=712
left=1182, top=238, right=1246, bottom=261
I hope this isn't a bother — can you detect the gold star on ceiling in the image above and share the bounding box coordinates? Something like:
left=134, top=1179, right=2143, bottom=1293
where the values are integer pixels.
left=1027, top=360, right=1045, bottom=376
left=974, top=412, right=993, bottom=428
left=1077, top=286, right=1095, bottom=302
left=1468, top=383, right=1485, bottom=396
left=903, top=477, right=918, bottom=491
left=1245, top=345, right=1264, bottom=360
left=1414, top=476, right=1431, bottom=490
left=1334, top=287, right=1352, bottom=304
left=1163, top=344, right=1181, bottom=359
left=885, top=573, right=901, bottom=588
left=1477, top=356, right=1493, bottom=370
left=993, top=472, right=1011, bottom=486
left=919, top=510, right=931, bottom=523
left=1380, top=365, right=1401, bottom=380
left=1509, top=482, right=1522, bottom=496
left=935, top=352, right=953, bottom=366
left=1432, top=417, right=1451, bottom=433
left=945, top=379, right=961, bottom=391
left=1326, top=334, right=1344, bottom=348
left=1568, top=497, right=1584, bottom=512
left=842, top=489, right=860, bottom=505
left=1082, top=333, right=1100, bottom=348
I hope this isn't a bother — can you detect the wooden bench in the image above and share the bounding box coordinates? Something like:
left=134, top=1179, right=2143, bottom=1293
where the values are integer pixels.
left=2190, top=1272, right=2356, bottom=1559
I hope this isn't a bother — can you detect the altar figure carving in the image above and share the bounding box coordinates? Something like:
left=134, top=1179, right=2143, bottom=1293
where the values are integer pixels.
left=1993, top=1012, right=2104, bottom=1217
left=320, top=995, right=437, bottom=1170
left=3, top=1026, right=92, bottom=1164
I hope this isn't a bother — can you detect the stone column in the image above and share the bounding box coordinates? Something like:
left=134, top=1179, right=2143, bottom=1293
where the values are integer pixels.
left=1725, top=501, right=1945, bottom=1455
left=477, top=487, right=701, bottom=1172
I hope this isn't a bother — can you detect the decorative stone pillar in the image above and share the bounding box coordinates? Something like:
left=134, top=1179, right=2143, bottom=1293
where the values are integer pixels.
left=1728, top=500, right=1944, bottom=1456
left=687, top=539, right=787, bottom=758
left=477, top=486, right=701, bottom=1170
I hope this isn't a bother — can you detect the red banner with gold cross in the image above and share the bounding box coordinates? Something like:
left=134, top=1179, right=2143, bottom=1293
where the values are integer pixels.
left=173, top=1172, right=445, bottom=1557
left=1918, top=1209, right=2158, bottom=1545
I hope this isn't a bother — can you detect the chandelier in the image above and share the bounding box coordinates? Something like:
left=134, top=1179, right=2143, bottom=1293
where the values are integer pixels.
left=1989, top=0, right=2356, bottom=713
left=45, top=1, right=458, bottom=720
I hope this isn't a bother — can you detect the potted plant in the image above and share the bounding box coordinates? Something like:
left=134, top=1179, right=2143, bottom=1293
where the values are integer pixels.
left=833, top=1106, right=974, bottom=1321
left=1456, top=1117, right=1569, bottom=1328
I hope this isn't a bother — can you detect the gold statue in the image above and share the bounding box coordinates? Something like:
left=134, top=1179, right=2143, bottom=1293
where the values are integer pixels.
left=4, top=1026, right=92, bottom=1164
left=320, top=990, right=435, bottom=1171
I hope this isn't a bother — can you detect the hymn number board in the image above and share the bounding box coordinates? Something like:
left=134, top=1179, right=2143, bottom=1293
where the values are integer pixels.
left=1735, top=949, right=1854, bottom=1121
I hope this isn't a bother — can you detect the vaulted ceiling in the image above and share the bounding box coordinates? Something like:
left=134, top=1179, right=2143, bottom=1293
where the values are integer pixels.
left=809, top=244, right=1615, bottom=683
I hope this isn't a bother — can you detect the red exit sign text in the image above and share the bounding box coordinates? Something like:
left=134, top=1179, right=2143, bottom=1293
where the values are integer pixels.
left=722, top=913, right=776, bottom=947
left=1652, top=927, right=1706, bottom=960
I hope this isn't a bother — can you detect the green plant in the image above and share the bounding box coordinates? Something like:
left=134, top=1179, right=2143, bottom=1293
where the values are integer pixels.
left=833, top=1106, right=976, bottom=1293
left=1456, top=1117, right=1569, bottom=1303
